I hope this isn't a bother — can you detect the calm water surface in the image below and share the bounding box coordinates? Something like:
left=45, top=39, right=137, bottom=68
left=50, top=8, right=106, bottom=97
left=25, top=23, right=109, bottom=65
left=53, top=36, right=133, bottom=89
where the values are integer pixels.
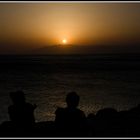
left=0, top=54, right=140, bottom=123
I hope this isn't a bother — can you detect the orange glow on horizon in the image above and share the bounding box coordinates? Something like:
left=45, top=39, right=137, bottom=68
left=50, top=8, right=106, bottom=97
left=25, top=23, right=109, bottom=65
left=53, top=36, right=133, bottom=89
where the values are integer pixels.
left=0, top=3, right=140, bottom=54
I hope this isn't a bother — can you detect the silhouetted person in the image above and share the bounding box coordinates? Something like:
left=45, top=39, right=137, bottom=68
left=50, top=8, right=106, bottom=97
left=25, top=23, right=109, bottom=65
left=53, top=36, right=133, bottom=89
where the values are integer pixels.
left=8, top=90, right=36, bottom=130
left=95, top=108, right=118, bottom=136
left=55, top=92, right=86, bottom=136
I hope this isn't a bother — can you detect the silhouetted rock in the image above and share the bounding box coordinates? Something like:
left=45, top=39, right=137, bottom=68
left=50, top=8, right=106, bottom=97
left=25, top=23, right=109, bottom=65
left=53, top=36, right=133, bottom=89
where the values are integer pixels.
left=94, top=108, right=118, bottom=136
left=33, top=121, right=56, bottom=137
left=87, top=113, right=96, bottom=136
left=1, top=90, right=140, bottom=137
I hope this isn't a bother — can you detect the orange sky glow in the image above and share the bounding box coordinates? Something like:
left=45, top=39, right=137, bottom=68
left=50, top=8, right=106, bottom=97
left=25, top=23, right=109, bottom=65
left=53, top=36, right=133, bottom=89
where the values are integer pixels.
left=0, top=3, right=140, bottom=54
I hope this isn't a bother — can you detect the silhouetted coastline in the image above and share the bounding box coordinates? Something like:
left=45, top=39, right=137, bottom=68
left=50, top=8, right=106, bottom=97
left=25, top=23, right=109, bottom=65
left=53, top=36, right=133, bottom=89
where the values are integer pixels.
left=0, top=90, right=140, bottom=137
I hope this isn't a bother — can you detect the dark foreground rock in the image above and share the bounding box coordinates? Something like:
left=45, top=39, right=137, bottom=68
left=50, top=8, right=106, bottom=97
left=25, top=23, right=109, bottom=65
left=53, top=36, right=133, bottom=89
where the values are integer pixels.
left=1, top=106, right=140, bottom=137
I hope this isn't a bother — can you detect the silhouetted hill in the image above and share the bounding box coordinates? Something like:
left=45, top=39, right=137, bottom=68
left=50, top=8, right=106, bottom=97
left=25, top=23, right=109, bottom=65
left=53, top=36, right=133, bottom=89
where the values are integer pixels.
left=30, top=44, right=140, bottom=55
left=1, top=104, right=140, bottom=137
left=31, top=44, right=114, bottom=55
left=31, top=44, right=91, bottom=55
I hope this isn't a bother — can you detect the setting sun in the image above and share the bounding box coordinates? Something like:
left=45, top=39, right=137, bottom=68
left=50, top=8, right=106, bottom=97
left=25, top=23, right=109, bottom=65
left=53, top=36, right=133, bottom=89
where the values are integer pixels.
left=62, top=39, right=67, bottom=44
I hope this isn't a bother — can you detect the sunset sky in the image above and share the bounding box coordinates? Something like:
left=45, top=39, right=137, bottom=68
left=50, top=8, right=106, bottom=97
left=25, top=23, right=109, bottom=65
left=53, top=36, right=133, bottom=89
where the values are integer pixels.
left=0, top=2, right=140, bottom=54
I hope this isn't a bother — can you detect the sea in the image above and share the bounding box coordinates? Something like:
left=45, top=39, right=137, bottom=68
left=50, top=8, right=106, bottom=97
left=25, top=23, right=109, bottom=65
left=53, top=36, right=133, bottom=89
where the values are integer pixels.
left=0, top=54, right=140, bottom=123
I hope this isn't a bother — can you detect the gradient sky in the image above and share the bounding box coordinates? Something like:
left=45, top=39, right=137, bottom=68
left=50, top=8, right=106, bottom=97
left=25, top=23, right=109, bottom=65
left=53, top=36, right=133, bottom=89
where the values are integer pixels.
left=0, top=3, right=140, bottom=54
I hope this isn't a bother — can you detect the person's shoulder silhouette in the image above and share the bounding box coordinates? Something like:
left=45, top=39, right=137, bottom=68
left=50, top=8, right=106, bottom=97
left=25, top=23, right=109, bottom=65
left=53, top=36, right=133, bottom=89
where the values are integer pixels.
left=8, top=90, right=36, bottom=127
left=55, top=92, right=86, bottom=132
left=65, top=92, right=85, bottom=123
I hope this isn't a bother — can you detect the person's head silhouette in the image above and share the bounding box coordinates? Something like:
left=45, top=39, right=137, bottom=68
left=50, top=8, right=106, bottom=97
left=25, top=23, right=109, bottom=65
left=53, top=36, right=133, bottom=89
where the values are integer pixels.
left=10, top=90, right=25, bottom=105
left=66, top=92, right=80, bottom=108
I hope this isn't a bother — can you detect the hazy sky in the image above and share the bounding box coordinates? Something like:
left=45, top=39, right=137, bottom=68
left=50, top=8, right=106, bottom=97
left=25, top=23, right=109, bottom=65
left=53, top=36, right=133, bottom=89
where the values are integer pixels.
left=0, top=3, right=140, bottom=54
